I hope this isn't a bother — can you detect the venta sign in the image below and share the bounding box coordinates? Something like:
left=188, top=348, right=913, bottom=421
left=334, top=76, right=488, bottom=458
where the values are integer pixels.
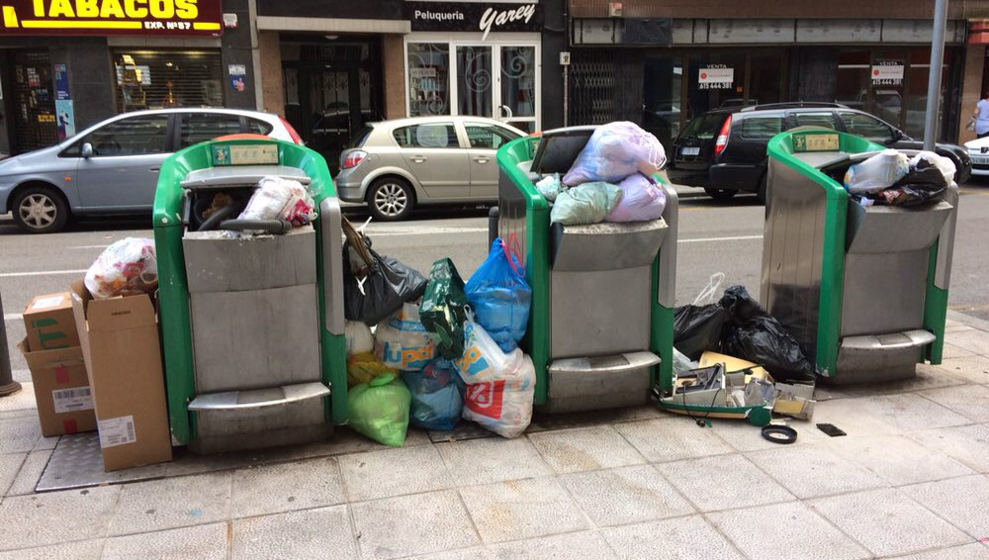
left=0, top=0, right=222, bottom=36
left=407, top=1, right=542, bottom=39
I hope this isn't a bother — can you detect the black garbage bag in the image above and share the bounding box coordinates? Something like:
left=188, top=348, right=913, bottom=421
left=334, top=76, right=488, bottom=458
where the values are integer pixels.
left=879, top=166, right=947, bottom=207
left=673, top=304, right=726, bottom=361
left=344, top=248, right=427, bottom=326
left=719, top=285, right=816, bottom=384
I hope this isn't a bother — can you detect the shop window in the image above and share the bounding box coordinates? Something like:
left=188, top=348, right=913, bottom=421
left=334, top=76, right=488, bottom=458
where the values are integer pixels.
left=457, top=46, right=492, bottom=117
left=740, top=116, right=783, bottom=139
left=408, top=43, right=450, bottom=116
left=76, top=115, right=169, bottom=156
left=835, top=50, right=871, bottom=112
left=748, top=53, right=783, bottom=106
left=838, top=111, right=894, bottom=144
left=464, top=123, right=519, bottom=149
left=501, top=46, right=536, bottom=131
left=793, top=112, right=837, bottom=129
left=643, top=57, right=683, bottom=149
left=113, top=50, right=223, bottom=113
left=179, top=113, right=242, bottom=148
left=392, top=124, right=458, bottom=148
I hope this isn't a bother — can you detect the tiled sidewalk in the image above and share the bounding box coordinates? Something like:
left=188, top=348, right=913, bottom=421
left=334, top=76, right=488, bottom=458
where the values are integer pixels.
left=0, top=317, right=986, bottom=559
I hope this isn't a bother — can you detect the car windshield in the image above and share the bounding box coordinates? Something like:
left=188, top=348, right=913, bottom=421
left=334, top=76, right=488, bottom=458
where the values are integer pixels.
left=680, top=113, right=728, bottom=141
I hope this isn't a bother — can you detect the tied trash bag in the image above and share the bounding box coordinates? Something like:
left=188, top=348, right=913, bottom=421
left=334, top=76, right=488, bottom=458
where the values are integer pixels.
left=84, top=238, right=158, bottom=299
left=419, top=259, right=470, bottom=359
left=239, top=176, right=315, bottom=226
left=550, top=181, right=623, bottom=226
left=673, top=273, right=727, bottom=360
left=562, top=121, right=667, bottom=185
left=843, top=150, right=909, bottom=195
left=343, top=222, right=428, bottom=325
left=536, top=174, right=565, bottom=201
left=465, top=240, right=532, bottom=352
left=605, top=173, right=667, bottom=223
left=374, top=303, right=436, bottom=371
left=909, top=151, right=956, bottom=185
left=879, top=161, right=948, bottom=207
left=402, top=359, right=465, bottom=431
left=463, top=354, right=536, bottom=439
left=345, top=320, right=374, bottom=356
left=347, top=352, right=397, bottom=388
left=455, top=320, right=524, bottom=384
left=348, top=373, right=411, bottom=447
left=719, top=285, right=816, bottom=384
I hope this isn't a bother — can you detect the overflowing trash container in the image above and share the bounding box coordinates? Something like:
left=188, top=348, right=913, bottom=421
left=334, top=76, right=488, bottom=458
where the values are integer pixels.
left=495, top=125, right=678, bottom=412
left=153, top=136, right=346, bottom=452
left=762, top=128, right=958, bottom=384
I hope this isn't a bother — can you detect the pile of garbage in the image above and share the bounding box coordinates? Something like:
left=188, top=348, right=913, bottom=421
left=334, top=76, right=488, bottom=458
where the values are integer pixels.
left=343, top=228, right=535, bottom=446
left=193, top=175, right=316, bottom=236
left=844, top=150, right=955, bottom=207
left=537, top=122, right=669, bottom=226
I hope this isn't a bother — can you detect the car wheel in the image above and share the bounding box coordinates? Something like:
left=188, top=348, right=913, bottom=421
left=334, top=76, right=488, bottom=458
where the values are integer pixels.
left=367, top=178, right=414, bottom=221
left=756, top=175, right=768, bottom=204
left=12, top=185, right=69, bottom=233
left=705, top=187, right=737, bottom=202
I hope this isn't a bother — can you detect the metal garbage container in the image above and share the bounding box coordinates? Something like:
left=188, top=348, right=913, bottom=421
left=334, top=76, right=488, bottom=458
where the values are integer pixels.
left=496, top=126, right=678, bottom=413
left=153, top=137, right=346, bottom=452
left=762, top=128, right=958, bottom=384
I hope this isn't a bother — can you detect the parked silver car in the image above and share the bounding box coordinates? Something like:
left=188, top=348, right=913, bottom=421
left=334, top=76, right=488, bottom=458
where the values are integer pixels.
left=335, top=116, right=525, bottom=220
left=0, top=108, right=302, bottom=233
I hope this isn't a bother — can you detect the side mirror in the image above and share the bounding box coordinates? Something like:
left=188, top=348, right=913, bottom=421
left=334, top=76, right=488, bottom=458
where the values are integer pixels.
left=81, top=142, right=94, bottom=158
left=890, top=129, right=904, bottom=143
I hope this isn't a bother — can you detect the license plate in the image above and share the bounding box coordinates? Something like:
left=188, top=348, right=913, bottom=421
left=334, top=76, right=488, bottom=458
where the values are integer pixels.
left=972, top=155, right=989, bottom=165
left=681, top=146, right=700, bottom=156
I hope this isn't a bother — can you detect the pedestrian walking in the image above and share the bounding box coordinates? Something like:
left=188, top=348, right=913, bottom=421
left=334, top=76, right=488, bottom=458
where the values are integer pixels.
left=973, top=92, right=989, bottom=138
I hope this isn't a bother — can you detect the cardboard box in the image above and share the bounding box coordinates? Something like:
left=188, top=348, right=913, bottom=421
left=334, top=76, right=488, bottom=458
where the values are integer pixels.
left=23, top=292, right=79, bottom=352
left=17, top=339, right=96, bottom=437
left=70, top=280, right=172, bottom=471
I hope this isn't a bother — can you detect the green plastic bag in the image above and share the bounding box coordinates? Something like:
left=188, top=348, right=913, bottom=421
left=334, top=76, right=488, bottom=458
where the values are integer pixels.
left=348, top=373, right=412, bottom=447
left=418, top=258, right=470, bottom=359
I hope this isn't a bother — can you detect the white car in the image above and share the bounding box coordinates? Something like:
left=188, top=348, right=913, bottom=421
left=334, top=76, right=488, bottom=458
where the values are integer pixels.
left=964, top=136, right=989, bottom=176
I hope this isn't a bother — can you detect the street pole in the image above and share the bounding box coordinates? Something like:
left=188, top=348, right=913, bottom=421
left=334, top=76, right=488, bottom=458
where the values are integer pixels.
left=924, top=0, right=949, bottom=151
left=0, top=292, right=23, bottom=396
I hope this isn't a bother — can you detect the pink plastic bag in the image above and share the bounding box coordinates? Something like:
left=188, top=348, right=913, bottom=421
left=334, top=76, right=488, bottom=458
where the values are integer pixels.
left=562, top=122, right=666, bottom=186
left=605, top=174, right=667, bottom=222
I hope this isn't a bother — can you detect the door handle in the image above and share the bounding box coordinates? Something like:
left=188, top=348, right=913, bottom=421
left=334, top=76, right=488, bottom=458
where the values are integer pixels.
left=411, top=156, right=427, bottom=163
left=473, top=157, right=489, bottom=164
left=149, top=167, right=160, bottom=172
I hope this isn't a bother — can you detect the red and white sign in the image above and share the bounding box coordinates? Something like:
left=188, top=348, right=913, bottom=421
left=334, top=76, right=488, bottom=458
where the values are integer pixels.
left=698, top=66, right=733, bottom=89
left=871, top=64, right=904, bottom=86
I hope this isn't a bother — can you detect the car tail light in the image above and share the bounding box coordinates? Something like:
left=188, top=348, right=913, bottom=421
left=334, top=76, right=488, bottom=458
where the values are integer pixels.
left=279, top=116, right=304, bottom=145
left=342, top=150, right=367, bottom=170
left=714, top=115, right=732, bottom=156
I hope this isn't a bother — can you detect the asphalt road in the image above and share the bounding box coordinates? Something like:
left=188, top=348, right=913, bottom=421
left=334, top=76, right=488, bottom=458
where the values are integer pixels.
left=2, top=182, right=989, bottom=378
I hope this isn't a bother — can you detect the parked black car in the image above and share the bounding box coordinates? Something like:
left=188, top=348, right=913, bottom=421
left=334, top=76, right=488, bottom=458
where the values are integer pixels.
left=667, top=102, right=972, bottom=202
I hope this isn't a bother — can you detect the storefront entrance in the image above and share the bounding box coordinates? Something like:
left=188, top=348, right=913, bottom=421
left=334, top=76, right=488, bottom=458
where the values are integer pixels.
left=281, top=37, right=383, bottom=173
left=1, top=50, right=57, bottom=155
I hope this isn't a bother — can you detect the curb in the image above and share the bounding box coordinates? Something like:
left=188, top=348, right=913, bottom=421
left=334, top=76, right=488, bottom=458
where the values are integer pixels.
left=947, top=309, right=989, bottom=333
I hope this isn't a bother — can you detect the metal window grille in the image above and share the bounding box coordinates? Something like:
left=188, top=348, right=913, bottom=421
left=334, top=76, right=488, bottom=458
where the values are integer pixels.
left=113, top=49, right=223, bottom=113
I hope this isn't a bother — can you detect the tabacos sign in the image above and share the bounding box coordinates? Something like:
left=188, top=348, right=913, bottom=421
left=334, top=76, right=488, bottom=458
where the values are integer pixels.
left=407, top=1, right=542, bottom=39
left=0, top=0, right=222, bottom=35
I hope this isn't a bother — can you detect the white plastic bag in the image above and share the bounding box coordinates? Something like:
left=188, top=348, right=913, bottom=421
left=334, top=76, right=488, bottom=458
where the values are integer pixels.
left=239, top=176, right=315, bottom=225
left=563, top=121, right=667, bottom=185
left=550, top=181, right=623, bottom=225
left=454, top=320, right=523, bottom=384
left=345, top=320, right=374, bottom=356
left=84, top=238, right=157, bottom=299
left=909, top=151, right=956, bottom=185
left=605, top=174, right=667, bottom=222
left=374, top=303, right=436, bottom=371
left=843, top=150, right=909, bottom=194
left=462, top=354, right=535, bottom=438
left=536, top=174, right=564, bottom=202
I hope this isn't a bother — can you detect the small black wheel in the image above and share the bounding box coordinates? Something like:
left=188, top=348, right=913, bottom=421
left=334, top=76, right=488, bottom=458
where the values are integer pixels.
left=704, top=187, right=737, bottom=202
left=12, top=185, right=69, bottom=233
left=367, top=177, right=414, bottom=221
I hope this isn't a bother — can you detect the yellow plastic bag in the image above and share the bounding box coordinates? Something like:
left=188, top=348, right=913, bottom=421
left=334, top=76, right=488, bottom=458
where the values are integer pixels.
left=347, top=352, right=396, bottom=388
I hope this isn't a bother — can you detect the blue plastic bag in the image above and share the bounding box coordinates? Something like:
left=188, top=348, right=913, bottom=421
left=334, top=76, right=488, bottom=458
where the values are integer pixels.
left=402, top=359, right=465, bottom=431
left=465, top=240, right=532, bottom=352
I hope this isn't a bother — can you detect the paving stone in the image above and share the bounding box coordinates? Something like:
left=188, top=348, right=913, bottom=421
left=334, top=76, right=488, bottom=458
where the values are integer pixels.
left=232, top=505, right=357, bottom=560
left=657, top=454, right=794, bottom=511
left=108, top=471, right=232, bottom=536
left=601, top=515, right=744, bottom=560
left=861, top=393, right=971, bottom=434
left=884, top=542, right=989, bottom=560
left=352, top=490, right=478, bottom=559
left=0, top=414, right=43, bottom=454
left=0, top=453, right=25, bottom=495
left=746, top=444, right=887, bottom=498
left=103, top=522, right=227, bottom=560
left=435, top=438, right=551, bottom=486
left=709, top=501, right=870, bottom=560
left=944, top=329, right=989, bottom=356
left=527, top=425, right=645, bottom=473
left=486, top=531, right=619, bottom=560
left=923, top=355, right=989, bottom=385
left=0, top=382, right=39, bottom=412
left=231, top=456, right=344, bottom=518
left=826, top=434, right=975, bottom=486
left=903, top=475, right=989, bottom=540
left=810, top=488, right=970, bottom=557
left=459, top=477, right=587, bottom=543
left=559, top=464, right=693, bottom=526
left=944, top=320, right=974, bottom=333
left=0, top=539, right=102, bottom=560
left=339, top=445, right=451, bottom=501
left=908, top=423, right=989, bottom=473
left=709, top=419, right=828, bottom=452
left=920, top=384, right=989, bottom=422
left=409, top=548, right=494, bottom=560
left=612, top=418, right=733, bottom=462
left=0, top=485, right=119, bottom=550
left=940, top=343, right=976, bottom=359
left=811, top=397, right=905, bottom=437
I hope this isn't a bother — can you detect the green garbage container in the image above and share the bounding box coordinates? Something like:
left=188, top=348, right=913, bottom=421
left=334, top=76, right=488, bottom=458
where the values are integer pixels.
left=153, top=137, right=347, bottom=452
left=496, top=126, right=678, bottom=413
left=762, top=128, right=958, bottom=384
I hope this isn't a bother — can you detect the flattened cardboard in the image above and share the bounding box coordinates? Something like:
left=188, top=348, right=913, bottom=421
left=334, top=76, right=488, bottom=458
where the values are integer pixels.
left=23, top=292, right=79, bottom=351
left=70, top=280, right=172, bottom=471
left=17, top=339, right=96, bottom=437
